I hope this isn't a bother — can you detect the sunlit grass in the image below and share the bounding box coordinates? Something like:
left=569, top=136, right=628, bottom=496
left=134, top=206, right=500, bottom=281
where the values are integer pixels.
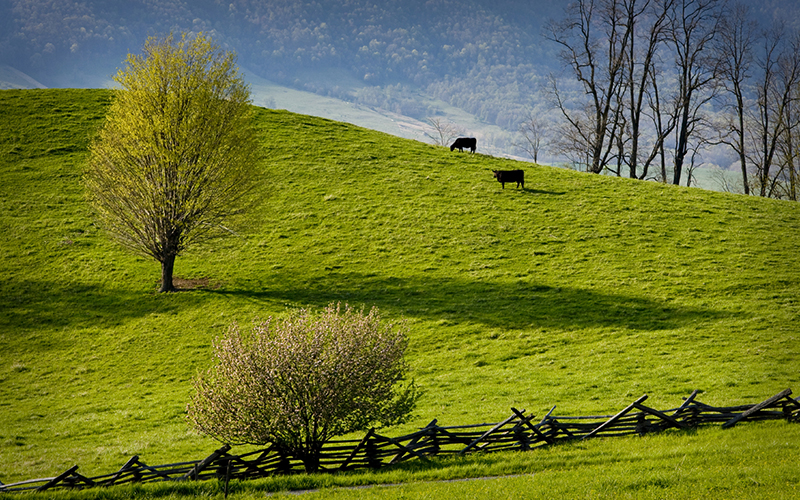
left=1, top=89, right=799, bottom=496
left=32, top=422, right=800, bottom=499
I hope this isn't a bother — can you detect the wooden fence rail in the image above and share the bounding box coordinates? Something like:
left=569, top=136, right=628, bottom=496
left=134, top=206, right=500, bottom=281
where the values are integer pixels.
left=2, top=388, right=798, bottom=494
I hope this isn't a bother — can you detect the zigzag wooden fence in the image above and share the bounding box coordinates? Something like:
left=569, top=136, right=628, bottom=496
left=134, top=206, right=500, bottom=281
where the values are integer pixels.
left=2, top=388, right=799, bottom=494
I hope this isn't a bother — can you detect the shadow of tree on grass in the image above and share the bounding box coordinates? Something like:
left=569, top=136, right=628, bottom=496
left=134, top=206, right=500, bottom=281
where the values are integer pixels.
left=214, top=271, right=727, bottom=332
left=0, top=270, right=728, bottom=342
left=0, top=277, right=177, bottom=335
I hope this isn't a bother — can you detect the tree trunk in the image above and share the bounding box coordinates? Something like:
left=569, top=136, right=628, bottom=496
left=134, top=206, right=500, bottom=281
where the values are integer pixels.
left=738, top=150, right=749, bottom=194
left=673, top=106, right=691, bottom=185
left=159, top=253, right=177, bottom=293
left=787, top=126, right=798, bottom=201
left=736, top=90, right=751, bottom=195
left=300, top=447, right=321, bottom=473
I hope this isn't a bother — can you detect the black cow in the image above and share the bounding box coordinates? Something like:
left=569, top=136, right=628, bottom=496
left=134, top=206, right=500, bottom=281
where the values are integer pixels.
left=492, top=169, right=524, bottom=189
left=450, top=137, right=477, bottom=153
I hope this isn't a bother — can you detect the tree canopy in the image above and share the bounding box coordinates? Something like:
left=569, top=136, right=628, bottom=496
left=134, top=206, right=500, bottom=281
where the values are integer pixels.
left=85, top=32, right=260, bottom=292
left=188, top=303, right=419, bottom=473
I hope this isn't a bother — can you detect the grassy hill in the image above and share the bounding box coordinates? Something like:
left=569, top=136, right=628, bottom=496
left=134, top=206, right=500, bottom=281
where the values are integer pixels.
left=1, top=89, right=799, bottom=497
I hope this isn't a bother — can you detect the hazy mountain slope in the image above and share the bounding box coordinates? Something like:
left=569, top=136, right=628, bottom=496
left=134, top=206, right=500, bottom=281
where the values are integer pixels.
left=0, top=0, right=559, bottom=81
left=0, top=65, right=46, bottom=90
left=2, top=1, right=799, bottom=173
left=0, top=0, right=565, bottom=136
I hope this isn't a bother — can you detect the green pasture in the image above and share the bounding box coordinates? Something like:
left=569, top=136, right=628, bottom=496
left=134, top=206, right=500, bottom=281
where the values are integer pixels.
left=19, top=423, right=800, bottom=499
left=1, top=89, right=798, bottom=496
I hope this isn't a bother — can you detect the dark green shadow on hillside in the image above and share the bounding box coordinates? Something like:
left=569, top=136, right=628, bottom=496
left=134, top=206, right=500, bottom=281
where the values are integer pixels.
left=484, top=182, right=567, bottom=196
left=487, top=186, right=566, bottom=195
left=522, top=188, right=567, bottom=195
left=213, top=272, right=728, bottom=332
left=0, top=278, right=175, bottom=335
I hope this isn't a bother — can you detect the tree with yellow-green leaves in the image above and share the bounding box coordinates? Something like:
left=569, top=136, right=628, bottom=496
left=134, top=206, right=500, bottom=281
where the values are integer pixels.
left=85, top=33, right=260, bottom=292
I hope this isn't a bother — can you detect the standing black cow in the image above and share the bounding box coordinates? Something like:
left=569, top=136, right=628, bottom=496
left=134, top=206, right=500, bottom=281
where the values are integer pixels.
left=492, top=169, right=524, bottom=189
left=450, top=137, right=477, bottom=153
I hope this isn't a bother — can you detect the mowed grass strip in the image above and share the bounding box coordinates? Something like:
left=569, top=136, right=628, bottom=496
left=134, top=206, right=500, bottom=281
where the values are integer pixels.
left=1, top=89, right=798, bottom=493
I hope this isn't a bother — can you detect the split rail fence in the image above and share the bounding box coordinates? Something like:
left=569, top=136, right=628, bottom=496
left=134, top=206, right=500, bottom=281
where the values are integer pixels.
left=2, top=388, right=799, bottom=494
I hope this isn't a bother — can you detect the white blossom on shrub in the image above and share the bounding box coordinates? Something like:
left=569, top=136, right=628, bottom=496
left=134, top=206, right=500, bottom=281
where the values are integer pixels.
left=187, top=303, right=418, bottom=472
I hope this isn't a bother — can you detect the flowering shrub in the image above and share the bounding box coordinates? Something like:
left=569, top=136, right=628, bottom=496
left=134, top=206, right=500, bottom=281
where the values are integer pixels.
left=187, top=303, right=418, bottom=472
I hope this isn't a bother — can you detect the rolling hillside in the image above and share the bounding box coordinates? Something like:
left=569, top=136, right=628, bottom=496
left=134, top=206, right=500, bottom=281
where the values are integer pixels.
left=1, top=89, right=799, bottom=491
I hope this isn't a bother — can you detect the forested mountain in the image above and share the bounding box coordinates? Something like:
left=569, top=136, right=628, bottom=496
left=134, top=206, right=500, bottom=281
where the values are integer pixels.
left=0, top=0, right=562, bottom=126
left=1, top=0, right=798, bottom=164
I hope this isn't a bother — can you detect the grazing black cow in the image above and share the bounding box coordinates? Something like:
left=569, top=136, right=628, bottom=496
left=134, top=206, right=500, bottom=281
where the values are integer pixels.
left=492, top=169, right=524, bottom=189
left=450, top=137, right=477, bottom=153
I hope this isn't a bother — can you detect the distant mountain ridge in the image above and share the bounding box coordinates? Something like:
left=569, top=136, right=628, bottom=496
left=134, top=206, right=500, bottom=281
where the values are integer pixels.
left=2, top=0, right=798, bottom=148
left=0, top=1, right=562, bottom=129
left=0, top=65, right=46, bottom=90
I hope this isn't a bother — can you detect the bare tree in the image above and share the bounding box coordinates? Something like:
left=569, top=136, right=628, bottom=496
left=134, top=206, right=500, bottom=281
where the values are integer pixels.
left=548, top=90, right=595, bottom=170
left=545, top=0, right=634, bottom=174
left=545, top=0, right=728, bottom=185
left=713, top=3, right=757, bottom=194
left=664, top=0, right=725, bottom=186
left=709, top=164, right=744, bottom=193
left=643, top=60, right=679, bottom=182
left=514, top=111, right=548, bottom=163
left=683, top=125, right=714, bottom=186
left=748, top=26, right=800, bottom=198
left=621, top=0, right=674, bottom=179
left=424, top=117, right=464, bottom=147
left=773, top=78, right=800, bottom=200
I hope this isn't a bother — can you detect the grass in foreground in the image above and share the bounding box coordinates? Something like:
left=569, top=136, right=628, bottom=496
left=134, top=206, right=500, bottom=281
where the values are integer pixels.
left=1, top=88, right=799, bottom=495
left=28, top=422, right=800, bottom=499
